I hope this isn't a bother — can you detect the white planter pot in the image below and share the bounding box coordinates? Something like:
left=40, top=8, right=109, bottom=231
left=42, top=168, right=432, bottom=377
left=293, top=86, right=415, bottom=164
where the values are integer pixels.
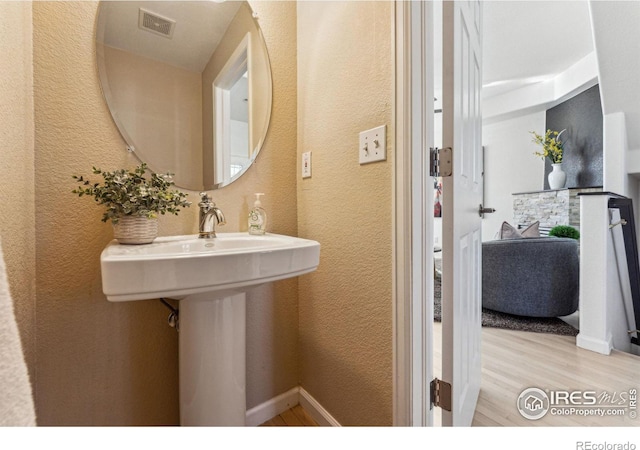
left=548, top=163, right=566, bottom=190
left=112, top=216, right=158, bottom=245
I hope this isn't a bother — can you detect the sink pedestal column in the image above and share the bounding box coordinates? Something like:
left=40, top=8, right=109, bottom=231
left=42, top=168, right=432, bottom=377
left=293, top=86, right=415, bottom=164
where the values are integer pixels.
left=179, top=293, right=246, bottom=426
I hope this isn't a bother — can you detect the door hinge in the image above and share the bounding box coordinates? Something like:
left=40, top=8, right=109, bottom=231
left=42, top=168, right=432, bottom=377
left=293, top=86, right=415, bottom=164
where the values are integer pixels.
left=430, top=378, right=452, bottom=411
left=429, top=147, right=452, bottom=177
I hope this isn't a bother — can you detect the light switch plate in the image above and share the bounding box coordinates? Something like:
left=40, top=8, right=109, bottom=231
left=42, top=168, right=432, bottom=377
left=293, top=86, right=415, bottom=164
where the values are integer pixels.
left=359, top=125, right=386, bottom=165
left=302, top=151, right=312, bottom=178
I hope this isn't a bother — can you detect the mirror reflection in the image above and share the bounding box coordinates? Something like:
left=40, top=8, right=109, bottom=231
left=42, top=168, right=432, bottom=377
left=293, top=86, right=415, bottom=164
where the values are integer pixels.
left=96, top=1, right=273, bottom=191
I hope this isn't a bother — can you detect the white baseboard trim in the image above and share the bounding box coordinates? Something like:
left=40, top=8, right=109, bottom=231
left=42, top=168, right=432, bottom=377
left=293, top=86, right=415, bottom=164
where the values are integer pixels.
left=245, top=386, right=341, bottom=427
left=245, top=387, right=300, bottom=427
left=299, top=387, right=341, bottom=427
left=577, top=333, right=613, bottom=355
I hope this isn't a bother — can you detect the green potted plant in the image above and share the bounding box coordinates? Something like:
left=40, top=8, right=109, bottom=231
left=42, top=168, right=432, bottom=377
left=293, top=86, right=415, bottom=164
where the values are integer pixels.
left=72, top=162, right=191, bottom=244
left=549, top=225, right=580, bottom=240
left=530, top=128, right=567, bottom=190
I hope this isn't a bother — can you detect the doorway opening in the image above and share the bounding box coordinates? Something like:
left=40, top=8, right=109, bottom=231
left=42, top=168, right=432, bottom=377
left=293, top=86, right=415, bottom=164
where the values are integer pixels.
left=213, top=34, right=251, bottom=185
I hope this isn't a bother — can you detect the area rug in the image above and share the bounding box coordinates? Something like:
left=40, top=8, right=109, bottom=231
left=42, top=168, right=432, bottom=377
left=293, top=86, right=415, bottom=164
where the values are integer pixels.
left=433, top=274, right=579, bottom=337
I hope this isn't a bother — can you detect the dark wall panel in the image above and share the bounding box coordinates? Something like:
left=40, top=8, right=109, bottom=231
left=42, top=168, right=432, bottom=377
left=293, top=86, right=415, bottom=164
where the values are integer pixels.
left=544, top=84, right=603, bottom=189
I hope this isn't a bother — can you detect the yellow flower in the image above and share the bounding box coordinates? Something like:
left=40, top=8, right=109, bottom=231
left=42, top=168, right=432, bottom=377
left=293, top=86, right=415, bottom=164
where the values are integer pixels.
left=530, top=129, right=565, bottom=164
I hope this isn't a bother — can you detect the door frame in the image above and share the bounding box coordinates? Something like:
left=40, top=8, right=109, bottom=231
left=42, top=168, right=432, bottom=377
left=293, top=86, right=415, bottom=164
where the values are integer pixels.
left=393, top=0, right=436, bottom=427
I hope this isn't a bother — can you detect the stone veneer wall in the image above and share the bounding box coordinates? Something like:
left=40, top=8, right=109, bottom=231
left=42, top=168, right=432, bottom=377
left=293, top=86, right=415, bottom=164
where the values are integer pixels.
left=513, top=187, right=602, bottom=228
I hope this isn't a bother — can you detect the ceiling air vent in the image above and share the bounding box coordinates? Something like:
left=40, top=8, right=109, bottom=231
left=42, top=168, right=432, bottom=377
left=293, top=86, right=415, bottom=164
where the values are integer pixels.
left=138, top=8, right=175, bottom=39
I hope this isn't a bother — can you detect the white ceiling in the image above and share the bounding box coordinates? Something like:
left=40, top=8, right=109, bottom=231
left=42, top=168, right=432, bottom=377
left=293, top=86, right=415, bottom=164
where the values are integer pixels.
left=482, top=0, right=594, bottom=98
left=98, top=1, right=242, bottom=73
left=435, top=1, right=594, bottom=101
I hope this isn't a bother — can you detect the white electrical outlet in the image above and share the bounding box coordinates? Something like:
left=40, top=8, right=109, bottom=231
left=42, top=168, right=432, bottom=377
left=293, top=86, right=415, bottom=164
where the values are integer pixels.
left=302, top=151, right=312, bottom=178
left=359, top=125, right=386, bottom=165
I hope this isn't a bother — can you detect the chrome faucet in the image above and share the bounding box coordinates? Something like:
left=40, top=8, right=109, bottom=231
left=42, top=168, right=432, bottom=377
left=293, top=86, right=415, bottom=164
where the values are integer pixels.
left=198, top=192, right=226, bottom=238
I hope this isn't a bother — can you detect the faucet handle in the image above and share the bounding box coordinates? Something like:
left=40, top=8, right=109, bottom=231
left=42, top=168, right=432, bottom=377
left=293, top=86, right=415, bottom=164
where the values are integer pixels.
left=199, top=192, right=213, bottom=205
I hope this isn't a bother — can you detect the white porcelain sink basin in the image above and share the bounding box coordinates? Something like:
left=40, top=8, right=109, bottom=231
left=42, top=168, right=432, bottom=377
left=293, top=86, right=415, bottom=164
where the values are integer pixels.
left=101, top=232, right=320, bottom=302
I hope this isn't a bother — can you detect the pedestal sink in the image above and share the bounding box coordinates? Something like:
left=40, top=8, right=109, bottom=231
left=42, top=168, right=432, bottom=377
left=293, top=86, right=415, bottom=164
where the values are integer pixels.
left=100, top=232, right=320, bottom=426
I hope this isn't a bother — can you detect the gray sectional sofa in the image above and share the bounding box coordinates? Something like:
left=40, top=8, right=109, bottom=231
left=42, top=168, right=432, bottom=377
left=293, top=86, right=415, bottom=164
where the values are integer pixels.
left=482, top=237, right=580, bottom=317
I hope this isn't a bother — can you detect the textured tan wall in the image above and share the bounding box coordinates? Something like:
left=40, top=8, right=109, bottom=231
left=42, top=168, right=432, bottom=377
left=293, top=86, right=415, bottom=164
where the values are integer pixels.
left=33, top=1, right=185, bottom=425
left=31, top=0, right=297, bottom=424
left=0, top=2, right=36, bottom=389
left=297, top=1, right=394, bottom=426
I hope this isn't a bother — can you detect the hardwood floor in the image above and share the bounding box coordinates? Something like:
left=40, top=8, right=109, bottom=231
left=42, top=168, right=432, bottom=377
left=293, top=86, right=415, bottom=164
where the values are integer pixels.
left=435, top=323, right=640, bottom=426
left=260, top=405, right=318, bottom=426
left=262, top=325, right=640, bottom=427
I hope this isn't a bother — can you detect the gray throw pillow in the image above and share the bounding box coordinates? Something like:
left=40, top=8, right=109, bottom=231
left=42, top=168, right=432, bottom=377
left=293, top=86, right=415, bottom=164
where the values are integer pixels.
left=499, top=221, right=540, bottom=239
left=500, top=221, right=522, bottom=239
left=521, top=221, right=540, bottom=238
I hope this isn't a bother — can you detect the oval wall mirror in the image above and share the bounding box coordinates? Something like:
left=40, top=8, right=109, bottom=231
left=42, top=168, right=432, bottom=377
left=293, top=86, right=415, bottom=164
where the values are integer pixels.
left=96, top=1, right=273, bottom=191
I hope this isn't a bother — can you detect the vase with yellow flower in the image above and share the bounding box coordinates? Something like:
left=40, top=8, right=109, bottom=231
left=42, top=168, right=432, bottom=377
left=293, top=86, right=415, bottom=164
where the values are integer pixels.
left=531, top=128, right=566, bottom=190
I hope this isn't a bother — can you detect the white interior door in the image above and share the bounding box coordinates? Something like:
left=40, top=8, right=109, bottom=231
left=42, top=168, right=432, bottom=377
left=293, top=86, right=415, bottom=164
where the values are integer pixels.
left=441, top=0, right=483, bottom=426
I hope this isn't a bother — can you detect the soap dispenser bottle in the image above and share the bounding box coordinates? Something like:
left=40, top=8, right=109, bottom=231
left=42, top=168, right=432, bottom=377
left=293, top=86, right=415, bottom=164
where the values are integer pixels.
left=248, top=193, right=267, bottom=235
